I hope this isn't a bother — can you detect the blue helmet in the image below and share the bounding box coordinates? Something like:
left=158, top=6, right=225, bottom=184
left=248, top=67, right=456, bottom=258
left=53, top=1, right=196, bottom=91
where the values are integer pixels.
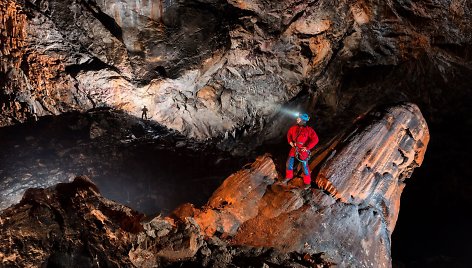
left=298, top=113, right=310, bottom=122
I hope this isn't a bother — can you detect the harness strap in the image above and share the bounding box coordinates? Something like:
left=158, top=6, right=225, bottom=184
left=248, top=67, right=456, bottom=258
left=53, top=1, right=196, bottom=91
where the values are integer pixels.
left=294, top=147, right=311, bottom=163
left=291, top=125, right=311, bottom=162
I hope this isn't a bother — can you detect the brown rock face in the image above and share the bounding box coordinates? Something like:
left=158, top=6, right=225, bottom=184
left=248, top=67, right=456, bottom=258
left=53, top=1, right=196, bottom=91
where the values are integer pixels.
left=0, top=175, right=331, bottom=268
left=1, top=0, right=28, bottom=125
left=0, top=176, right=144, bottom=267
left=1, top=0, right=92, bottom=126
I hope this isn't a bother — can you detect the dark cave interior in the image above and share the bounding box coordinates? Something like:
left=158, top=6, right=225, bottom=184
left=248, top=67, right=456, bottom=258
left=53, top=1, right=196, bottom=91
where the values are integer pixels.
left=1, top=0, right=472, bottom=266
left=1, top=102, right=471, bottom=265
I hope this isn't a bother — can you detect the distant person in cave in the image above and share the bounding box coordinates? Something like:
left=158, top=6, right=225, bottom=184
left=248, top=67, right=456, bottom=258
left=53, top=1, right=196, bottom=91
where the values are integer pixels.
left=141, top=105, right=148, bottom=120
left=284, top=113, right=319, bottom=188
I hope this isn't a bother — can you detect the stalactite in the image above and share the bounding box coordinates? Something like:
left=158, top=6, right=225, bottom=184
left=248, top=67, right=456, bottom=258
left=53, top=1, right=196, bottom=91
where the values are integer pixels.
left=0, top=0, right=77, bottom=125
left=0, top=0, right=27, bottom=73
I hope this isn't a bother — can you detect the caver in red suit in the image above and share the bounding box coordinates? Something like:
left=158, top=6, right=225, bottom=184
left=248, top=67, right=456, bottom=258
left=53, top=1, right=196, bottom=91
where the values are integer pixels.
left=285, top=113, right=319, bottom=185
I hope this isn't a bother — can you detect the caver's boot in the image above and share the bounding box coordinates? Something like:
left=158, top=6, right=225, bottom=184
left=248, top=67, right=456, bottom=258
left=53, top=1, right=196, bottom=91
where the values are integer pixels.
left=303, top=174, right=311, bottom=189
left=283, top=169, right=294, bottom=184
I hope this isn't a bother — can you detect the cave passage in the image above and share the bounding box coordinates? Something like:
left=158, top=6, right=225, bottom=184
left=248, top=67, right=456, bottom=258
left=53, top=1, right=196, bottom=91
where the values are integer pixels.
left=0, top=110, right=248, bottom=216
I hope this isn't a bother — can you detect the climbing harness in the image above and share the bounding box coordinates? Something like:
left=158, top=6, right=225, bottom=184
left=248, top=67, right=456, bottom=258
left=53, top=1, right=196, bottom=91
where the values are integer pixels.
left=292, top=125, right=311, bottom=164
left=295, top=145, right=311, bottom=163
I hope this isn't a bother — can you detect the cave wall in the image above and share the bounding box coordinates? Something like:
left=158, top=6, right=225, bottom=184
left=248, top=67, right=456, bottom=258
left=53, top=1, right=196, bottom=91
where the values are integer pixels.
left=1, top=0, right=472, bottom=265
left=1, top=0, right=469, bottom=147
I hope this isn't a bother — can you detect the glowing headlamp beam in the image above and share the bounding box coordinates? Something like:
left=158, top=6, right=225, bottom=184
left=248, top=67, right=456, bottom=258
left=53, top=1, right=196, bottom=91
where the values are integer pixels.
left=279, top=108, right=301, bottom=118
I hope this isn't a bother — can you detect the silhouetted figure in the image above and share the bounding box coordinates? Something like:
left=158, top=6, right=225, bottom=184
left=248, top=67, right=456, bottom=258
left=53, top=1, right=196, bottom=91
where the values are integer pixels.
left=141, top=105, right=148, bottom=120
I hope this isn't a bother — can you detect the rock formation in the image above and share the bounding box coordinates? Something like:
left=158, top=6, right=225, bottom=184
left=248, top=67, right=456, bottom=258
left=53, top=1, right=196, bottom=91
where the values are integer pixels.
left=1, top=0, right=469, bottom=151
left=0, top=176, right=145, bottom=267
left=0, top=103, right=430, bottom=267
left=171, top=103, right=429, bottom=267
left=1, top=0, right=468, bottom=265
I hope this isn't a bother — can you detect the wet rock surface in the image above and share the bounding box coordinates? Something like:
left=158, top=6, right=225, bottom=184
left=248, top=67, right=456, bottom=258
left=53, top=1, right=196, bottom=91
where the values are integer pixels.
left=1, top=103, right=429, bottom=267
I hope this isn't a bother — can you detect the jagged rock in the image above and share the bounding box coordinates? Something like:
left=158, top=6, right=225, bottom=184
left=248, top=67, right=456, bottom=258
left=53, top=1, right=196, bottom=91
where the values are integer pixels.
left=0, top=175, right=331, bottom=268
left=0, top=176, right=144, bottom=267
left=1, top=0, right=468, bottom=151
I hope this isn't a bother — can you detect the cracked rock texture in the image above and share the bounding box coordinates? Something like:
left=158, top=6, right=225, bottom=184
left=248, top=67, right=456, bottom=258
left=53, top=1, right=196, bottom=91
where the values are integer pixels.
left=0, top=103, right=429, bottom=267
left=1, top=0, right=469, bottom=151
left=315, top=103, right=429, bottom=234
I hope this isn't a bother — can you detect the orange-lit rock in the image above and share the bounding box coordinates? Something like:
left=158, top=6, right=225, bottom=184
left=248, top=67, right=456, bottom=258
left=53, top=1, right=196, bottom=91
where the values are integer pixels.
left=0, top=0, right=28, bottom=125
left=196, top=154, right=278, bottom=236
left=0, top=176, right=332, bottom=267
left=0, top=0, right=97, bottom=126
left=316, top=103, right=429, bottom=233
left=173, top=103, right=429, bottom=267
left=0, top=1, right=26, bottom=68
left=350, top=1, right=370, bottom=25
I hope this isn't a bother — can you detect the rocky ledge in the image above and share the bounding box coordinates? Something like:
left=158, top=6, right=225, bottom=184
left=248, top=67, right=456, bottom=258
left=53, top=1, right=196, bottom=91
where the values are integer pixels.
left=0, top=103, right=429, bottom=267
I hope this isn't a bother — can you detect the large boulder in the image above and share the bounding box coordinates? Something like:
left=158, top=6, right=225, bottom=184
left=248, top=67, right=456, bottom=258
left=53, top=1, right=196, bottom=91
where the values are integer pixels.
left=0, top=176, right=144, bottom=267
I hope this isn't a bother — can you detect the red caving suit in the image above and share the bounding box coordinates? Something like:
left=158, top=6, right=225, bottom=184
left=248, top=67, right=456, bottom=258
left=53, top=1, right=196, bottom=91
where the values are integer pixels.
left=286, top=124, right=319, bottom=184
